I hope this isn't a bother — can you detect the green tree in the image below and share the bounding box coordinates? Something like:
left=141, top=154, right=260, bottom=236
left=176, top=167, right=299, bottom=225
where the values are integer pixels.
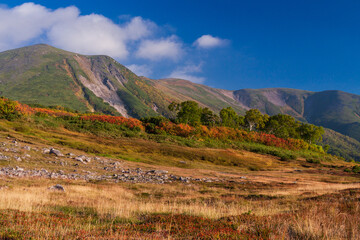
left=244, top=109, right=269, bottom=131
left=265, top=114, right=300, bottom=139
left=201, top=107, right=219, bottom=126
left=168, top=101, right=179, bottom=112
left=297, top=123, right=324, bottom=144
left=220, top=107, right=239, bottom=128
left=168, top=101, right=201, bottom=126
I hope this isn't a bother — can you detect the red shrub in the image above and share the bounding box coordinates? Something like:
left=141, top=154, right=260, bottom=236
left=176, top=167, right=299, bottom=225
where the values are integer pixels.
left=80, top=115, right=145, bottom=131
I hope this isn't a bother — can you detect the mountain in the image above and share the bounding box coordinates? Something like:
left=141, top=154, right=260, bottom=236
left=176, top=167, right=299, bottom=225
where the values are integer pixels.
left=1, top=44, right=360, bottom=160
left=0, top=44, right=172, bottom=118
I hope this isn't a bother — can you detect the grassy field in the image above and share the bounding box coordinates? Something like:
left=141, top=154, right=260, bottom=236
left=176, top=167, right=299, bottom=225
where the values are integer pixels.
left=0, top=117, right=360, bottom=239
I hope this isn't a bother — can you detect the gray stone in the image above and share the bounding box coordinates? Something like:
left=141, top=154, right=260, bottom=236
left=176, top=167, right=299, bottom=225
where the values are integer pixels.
left=23, top=146, right=31, bottom=151
left=66, top=153, right=75, bottom=158
left=42, top=148, right=50, bottom=154
left=50, top=148, right=64, bottom=157
left=75, top=157, right=86, bottom=164
left=49, top=184, right=65, bottom=192
left=0, top=155, right=9, bottom=160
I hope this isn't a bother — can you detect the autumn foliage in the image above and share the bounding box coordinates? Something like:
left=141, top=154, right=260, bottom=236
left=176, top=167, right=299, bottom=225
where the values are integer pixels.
left=153, top=122, right=316, bottom=151
left=0, top=97, right=322, bottom=152
left=80, top=115, right=144, bottom=131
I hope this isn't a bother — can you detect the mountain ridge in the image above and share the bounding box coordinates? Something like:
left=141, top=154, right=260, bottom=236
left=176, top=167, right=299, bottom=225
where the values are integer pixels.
left=1, top=44, right=360, bottom=160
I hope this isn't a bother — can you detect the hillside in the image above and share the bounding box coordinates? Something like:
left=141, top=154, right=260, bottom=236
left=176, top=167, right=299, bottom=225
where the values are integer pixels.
left=0, top=44, right=172, bottom=118
left=1, top=44, right=360, bottom=160
left=0, top=101, right=360, bottom=239
left=156, top=80, right=360, bottom=143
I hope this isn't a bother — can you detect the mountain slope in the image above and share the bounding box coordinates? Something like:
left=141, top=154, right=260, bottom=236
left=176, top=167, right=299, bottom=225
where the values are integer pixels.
left=150, top=78, right=247, bottom=114
left=1, top=44, right=360, bottom=160
left=322, top=128, right=360, bottom=161
left=0, top=44, right=173, bottom=118
left=304, top=90, right=360, bottom=141
left=233, top=88, right=311, bottom=121
left=156, top=80, right=360, bottom=143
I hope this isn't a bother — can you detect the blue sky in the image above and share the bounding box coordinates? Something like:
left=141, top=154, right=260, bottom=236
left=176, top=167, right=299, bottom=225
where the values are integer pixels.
left=2, top=1, right=360, bottom=94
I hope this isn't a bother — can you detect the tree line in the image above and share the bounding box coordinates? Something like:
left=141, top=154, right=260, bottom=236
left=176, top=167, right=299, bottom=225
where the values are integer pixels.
left=167, top=101, right=324, bottom=144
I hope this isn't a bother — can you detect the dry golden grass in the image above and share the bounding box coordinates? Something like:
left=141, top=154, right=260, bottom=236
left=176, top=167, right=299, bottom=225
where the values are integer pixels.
left=0, top=179, right=277, bottom=219
left=2, top=177, right=360, bottom=239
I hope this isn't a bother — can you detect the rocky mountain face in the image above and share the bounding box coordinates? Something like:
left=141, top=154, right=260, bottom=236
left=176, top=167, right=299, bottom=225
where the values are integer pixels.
left=1, top=44, right=360, bottom=159
left=0, top=44, right=172, bottom=118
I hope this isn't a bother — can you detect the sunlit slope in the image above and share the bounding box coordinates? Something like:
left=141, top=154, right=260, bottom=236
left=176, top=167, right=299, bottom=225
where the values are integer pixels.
left=0, top=44, right=171, bottom=118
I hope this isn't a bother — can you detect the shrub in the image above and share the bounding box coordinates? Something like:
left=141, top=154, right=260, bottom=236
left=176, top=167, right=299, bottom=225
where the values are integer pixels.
left=80, top=115, right=144, bottom=131
left=280, top=153, right=297, bottom=162
left=0, top=97, right=21, bottom=120
left=306, top=158, right=321, bottom=164
left=352, top=165, right=360, bottom=174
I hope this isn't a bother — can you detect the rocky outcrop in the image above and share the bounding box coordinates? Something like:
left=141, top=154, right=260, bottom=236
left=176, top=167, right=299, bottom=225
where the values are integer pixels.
left=74, top=55, right=129, bottom=117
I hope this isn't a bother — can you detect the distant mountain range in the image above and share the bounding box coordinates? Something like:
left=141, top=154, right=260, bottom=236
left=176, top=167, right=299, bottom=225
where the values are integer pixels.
left=1, top=44, right=360, bottom=160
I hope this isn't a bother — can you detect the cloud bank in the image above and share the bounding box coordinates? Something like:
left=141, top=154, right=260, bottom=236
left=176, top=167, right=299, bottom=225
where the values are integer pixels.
left=0, top=3, right=159, bottom=59
left=194, top=35, right=228, bottom=48
left=136, top=36, right=183, bottom=61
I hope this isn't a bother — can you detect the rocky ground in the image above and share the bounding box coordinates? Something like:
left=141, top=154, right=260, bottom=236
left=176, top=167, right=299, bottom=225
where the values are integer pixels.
left=0, top=137, right=223, bottom=185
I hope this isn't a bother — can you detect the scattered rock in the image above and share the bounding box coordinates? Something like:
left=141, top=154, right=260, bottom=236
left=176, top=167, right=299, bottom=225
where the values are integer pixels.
left=66, top=153, right=75, bottom=158
left=49, top=184, right=65, bottom=192
left=23, top=146, right=31, bottom=151
left=42, top=148, right=50, bottom=154
left=50, top=148, right=64, bottom=157
left=15, top=166, right=24, bottom=171
left=75, top=156, right=86, bottom=164
left=0, top=154, right=9, bottom=160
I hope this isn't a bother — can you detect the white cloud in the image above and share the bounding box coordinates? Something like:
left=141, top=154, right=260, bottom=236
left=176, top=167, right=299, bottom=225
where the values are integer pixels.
left=136, top=36, right=183, bottom=61
left=48, top=14, right=129, bottom=58
left=123, top=17, right=156, bottom=41
left=0, top=3, right=77, bottom=50
left=168, top=63, right=205, bottom=84
left=126, top=64, right=152, bottom=76
left=193, top=34, right=227, bottom=49
left=0, top=3, right=156, bottom=58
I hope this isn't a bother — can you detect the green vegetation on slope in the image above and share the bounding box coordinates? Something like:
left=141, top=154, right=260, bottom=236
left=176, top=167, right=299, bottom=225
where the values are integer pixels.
left=322, top=128, right=360, bottom=161
left=1, top=44, right=360, bottom=161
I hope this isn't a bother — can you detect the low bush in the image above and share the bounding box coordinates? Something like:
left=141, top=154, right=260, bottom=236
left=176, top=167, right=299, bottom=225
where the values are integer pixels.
left=352, top=165, right=360, bottom=173
left=306, top=158, right=321, bottom=164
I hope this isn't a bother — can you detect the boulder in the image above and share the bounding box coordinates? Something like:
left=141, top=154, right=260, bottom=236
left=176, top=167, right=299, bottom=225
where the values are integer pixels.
left=50, top=148, right=64, bottom=157
left=49, top=184, right=65, bottom=192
